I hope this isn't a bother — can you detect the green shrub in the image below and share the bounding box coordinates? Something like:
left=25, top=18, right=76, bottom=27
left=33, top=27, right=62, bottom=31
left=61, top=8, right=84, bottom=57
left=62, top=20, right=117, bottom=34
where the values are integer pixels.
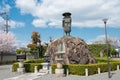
left=24, top=63, right=42, bottom=72
left=12, top=62, right=19, bottom=72
left=110, top=62, right=120, bottom=71
left=51, top=64, right=56, bottom=74
left=12, top=58, right=120, bottom=75
left=98, top=63, right=108, bottom=72
left=12, top=63, right=42, bottom=72
left=96, top=58, right=108, bottom=63
left=0, top=61, right=17, bottom=65
left=24, top=58, right=44, bottom=63
left=51, top=64, right=68, bottom=75
left=67, top=64, right=98, bottom=75
left=51, top=62, right=120, bottom=76
left=86, top=64, right=98, bottom=75
left=13, top=58, right=44, bottom=72
left=96, top=57, right=119, bottom=63
left=63, top=65, right=68, bottom=75
left=68, top=64, right=86, bottom=75
left=68, top=62, right=120, bottom=76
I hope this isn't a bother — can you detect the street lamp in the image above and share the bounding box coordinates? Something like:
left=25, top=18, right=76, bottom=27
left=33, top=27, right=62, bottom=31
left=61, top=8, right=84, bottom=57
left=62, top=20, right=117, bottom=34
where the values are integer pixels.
left=102, top=18, right=111, bottom=78
left=37, top=39, right=41, bottom=58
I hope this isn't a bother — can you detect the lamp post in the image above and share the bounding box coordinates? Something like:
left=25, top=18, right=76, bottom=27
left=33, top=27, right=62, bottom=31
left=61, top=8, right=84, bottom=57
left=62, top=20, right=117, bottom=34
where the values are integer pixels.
left=102, top=18, right=111, bottom=78
left=37, top=39, right=41, bottom=58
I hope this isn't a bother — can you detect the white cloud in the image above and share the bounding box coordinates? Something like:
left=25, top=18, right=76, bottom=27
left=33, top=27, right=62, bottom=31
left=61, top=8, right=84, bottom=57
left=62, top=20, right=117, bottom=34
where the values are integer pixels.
left=0, top=17, right=4, bottom=26
left=9, top=20, right=25, bottom=28
left=32, top=19, right=47, bottom=28
left=15, top=0, right=120, bottom=28
left=0, top=3, right=25, bottom=29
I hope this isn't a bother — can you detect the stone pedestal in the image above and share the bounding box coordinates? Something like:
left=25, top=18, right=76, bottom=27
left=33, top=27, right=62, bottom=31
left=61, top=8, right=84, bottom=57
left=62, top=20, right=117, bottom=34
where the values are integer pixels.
left=41, top=62, right=50, bottom=70
left=17, top=59, right=25, bottom=73
left=55, top=69, right=65, bottom=77
left=55, top=63, right=65, bottom=77
left=39, top=62, right=50, bottom=74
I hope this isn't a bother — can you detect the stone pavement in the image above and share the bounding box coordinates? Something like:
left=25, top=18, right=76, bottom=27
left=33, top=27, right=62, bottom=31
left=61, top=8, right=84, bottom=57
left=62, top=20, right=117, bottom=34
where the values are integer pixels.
left=1, top=65, right=120, bottom=80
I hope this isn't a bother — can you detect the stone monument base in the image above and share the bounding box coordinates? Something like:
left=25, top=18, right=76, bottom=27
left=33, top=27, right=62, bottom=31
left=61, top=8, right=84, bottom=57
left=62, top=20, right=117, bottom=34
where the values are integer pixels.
left=17, top=68, right=25, bottom=74
left=41, top=62, right=50, bottom=70
left=55, top=69, right=65, bottom=77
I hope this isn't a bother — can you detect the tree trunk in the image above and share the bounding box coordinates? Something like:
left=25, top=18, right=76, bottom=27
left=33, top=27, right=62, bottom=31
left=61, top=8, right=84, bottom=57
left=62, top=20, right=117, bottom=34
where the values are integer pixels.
left=0, top=52, right=3, bottom=62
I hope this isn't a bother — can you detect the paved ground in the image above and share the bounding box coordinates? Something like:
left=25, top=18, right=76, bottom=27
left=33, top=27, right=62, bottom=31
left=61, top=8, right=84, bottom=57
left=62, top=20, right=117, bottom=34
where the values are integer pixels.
left=1, top=65, right=120, bottom=80
left=0, top=65, right=20, bottom=80
left=34, top=71, right=120, bottom=80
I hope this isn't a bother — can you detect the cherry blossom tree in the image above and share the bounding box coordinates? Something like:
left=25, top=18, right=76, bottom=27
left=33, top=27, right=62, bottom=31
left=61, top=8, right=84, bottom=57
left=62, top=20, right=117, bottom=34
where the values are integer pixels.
left=0, top=31, right=16, bottom=62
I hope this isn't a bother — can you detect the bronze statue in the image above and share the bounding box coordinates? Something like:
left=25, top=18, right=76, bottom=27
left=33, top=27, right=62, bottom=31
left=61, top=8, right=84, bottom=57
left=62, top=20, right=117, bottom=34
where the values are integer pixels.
left=62, top=12, right=72, bottom=36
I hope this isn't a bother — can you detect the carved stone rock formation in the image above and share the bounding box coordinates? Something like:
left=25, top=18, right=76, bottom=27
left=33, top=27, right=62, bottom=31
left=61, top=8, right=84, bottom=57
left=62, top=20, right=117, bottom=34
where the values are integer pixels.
left=45, top=36, right=96, bottom=64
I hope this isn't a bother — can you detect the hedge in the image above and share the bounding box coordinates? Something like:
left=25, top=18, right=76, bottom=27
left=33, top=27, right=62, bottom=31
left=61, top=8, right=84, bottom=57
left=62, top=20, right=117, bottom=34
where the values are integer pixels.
left=24, top=58, right=44, bottom=63
left=0, top=60, right=17, bottom=65
left=12, top=58, right=44, bottom=72
left=12, top=59, right=120, bottom=76
left=12, top=62, right=19, bottom=72
left=51, top=62, right=120, bottom=76
left=12, top=63, right=42, bottom=72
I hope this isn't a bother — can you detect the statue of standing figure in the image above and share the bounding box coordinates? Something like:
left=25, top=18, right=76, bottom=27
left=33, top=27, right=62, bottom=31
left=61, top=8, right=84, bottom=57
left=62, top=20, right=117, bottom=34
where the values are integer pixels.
left=62, top=12, right=72, bottom=36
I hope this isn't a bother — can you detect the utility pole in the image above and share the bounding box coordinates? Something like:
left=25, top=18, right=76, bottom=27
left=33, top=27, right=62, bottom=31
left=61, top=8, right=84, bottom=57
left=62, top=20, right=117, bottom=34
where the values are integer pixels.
left=1, top=12, right=9, bottom=33
left=0, top=0, right=9, bottom=33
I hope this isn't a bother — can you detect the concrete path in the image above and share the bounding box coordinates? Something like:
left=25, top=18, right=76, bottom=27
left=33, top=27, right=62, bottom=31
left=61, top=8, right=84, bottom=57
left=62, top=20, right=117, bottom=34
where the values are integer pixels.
left=0, top=65, right=20, bottom=80
left=1, top=65, right=120, bottom=80
left=34, top=71, right=120, bottom=80
left=4, top=73, right=42, bottom=80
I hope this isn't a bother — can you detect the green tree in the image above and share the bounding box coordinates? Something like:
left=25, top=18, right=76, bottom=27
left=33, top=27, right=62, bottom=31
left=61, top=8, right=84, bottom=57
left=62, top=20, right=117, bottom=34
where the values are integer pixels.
left=88, top=44, right=111, bottom=57
left=27, top=31, right=42, bottom=58
left=16, top=48, right=30, bottom=54
left=31, top=31, right=40, bottom=44
left=16, top=49, right=22, bottom=54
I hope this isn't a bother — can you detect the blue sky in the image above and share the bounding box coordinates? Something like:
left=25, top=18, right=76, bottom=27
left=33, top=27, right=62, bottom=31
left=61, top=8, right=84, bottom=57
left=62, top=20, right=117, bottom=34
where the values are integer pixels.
left=0, top=0, right=120, bottom=47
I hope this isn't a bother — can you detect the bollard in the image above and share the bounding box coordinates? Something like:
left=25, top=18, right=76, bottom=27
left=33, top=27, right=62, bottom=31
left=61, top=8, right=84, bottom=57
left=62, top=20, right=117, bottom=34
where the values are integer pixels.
left=98, top=67, right=100, bottom=74
left=85, top=68, right=88, bottom=76
left=34, top=66, right=38, bottom=73
left=67, top=69, right=69, bottom=76
left=117, top=65, right=119, bottom=71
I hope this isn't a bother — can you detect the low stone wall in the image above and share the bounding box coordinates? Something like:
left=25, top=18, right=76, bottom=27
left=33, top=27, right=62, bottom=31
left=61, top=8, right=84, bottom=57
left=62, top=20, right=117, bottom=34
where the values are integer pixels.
left=0, top=54, right=16, bottom=61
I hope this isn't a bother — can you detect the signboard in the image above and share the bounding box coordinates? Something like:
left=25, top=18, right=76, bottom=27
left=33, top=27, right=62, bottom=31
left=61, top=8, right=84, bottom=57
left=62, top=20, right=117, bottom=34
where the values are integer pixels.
left=17, top=54, right=26, bottom=60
